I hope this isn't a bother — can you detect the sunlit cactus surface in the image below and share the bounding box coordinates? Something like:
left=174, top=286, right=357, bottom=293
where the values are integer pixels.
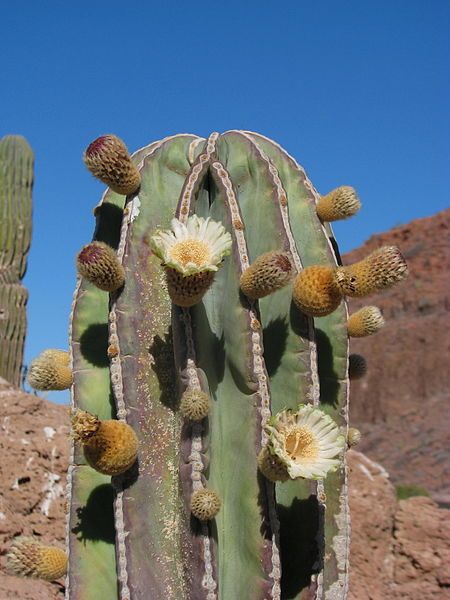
left=20, top=131, right=408, bottom=600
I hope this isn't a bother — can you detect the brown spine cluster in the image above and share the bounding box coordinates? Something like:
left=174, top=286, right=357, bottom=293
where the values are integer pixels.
left=71, top=409, right=138, bottom=475
left=335, top=245, right=408, bottom=297
left=83, top=134, right=141, bottom=195
left=77, top=241, right=125, bottom=292
left=6, top=537, right=67, bottom=581
left=240, top=251, right=294, bottom=300
left=316, top=186, right=361, bottom=222
left=27, top=350, right=73, bottom=391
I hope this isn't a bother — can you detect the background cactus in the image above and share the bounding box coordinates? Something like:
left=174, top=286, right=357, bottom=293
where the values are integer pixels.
left=59, top=131, right=406, bottom=599
left=0, top=135, right=33, bottom=387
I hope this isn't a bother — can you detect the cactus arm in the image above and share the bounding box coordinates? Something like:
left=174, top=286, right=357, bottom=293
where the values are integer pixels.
left=108, top=135, right=206, bottom=600
left=0, top=135, right=33, bottom=386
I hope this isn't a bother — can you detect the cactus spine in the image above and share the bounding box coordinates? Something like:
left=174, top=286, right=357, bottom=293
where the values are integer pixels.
left=22, top=131, right=407, bottom=600
left=0, top=136, right=33, bottom=386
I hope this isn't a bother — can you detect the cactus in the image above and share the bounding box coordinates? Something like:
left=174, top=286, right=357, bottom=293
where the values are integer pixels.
left=0, top=135, right=33, bottom=386
left=20, top=131, right=408, bottom=600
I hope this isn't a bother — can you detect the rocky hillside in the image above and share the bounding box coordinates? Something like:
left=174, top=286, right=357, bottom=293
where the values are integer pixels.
left=345, top=208, right=450, bottom=503
left=1, top=381, right=449, bottom=598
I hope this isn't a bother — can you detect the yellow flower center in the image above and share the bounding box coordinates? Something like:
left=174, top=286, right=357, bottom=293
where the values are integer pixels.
left=169, top=239, right=211, bottom=268
left=285, top=427, right=318, bottom=461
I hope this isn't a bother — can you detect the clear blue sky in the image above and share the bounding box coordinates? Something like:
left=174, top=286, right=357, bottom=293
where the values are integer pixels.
left=1, top=1, right=448, bottom=402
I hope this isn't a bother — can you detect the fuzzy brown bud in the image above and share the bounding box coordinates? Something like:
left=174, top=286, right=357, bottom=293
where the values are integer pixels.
left=83, top=134, right=141, bottom=195
left=6, top=537, right=67, bottom=581
left=347, top=306, right=385, bottom=337
left=336, top=246, right=408, bottom=297
left=77, top=241, right=125, bottom=292
left=240, top=251, right=294, bottom=300
left=292, top=265, right=343, bottom=317
left=316, top=186, right=361, bottom=222
left=27, top=354, right=73, bottom=391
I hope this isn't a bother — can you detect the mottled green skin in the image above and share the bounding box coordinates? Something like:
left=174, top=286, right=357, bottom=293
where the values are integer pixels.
left=67, top=132, right=350, bottom=600
left=0, top=136, right=33, bottom=386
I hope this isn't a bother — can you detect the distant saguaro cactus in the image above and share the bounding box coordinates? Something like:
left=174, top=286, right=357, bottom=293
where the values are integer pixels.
left=0, top=135, right=33, bottom=386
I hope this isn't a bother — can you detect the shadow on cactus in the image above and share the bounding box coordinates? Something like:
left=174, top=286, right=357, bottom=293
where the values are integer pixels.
left=72, top=484, right=116, bottom=544
left=18, top=131, right=408, bottom=600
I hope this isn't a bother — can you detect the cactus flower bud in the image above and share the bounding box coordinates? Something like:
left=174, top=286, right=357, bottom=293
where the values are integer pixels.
left=27, top=352, right=73, bottom=391
left=335, top=246, right=408, bottom=297
left=292, top=265, right=343, bottom=317
left=77, top=241, right=125, bottom=292
left=83, top=134, right=141, bottom=195
left=190, top=488, right=221, bottom=521
left=240, top=251, right=294, bottom=300
left=316, top=186, right=361, bottom=222
left=180, top=389, right=210, bottom=421
left=347, top=306, right=385, bottom=337
left=71, top=410, right=138, bottom=475
left=347, top=427, right=362, bottom=447
left=6, top=537, right=67, bottom=581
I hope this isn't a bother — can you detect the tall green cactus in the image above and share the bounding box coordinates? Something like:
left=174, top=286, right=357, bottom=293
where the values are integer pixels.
left=19, top=131, right=407, bottom=600
left=0, top=135, right=33, bottom=386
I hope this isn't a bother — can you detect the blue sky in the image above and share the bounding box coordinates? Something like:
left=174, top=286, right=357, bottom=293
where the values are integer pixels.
left=1, top=1, right=448, bottom=402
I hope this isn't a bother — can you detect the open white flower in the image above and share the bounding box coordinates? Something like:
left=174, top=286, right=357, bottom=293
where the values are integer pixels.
left=265, top=404, right=345, bottom=480
left=150, top=215, right=232, bottom=276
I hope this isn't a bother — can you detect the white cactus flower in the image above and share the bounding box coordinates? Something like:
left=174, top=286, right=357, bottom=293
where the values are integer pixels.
left=150, top=215, right=232, bottom=276
left=265, top=404, right=345, bottom=480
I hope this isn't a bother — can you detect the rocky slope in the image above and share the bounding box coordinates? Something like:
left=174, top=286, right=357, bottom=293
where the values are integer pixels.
left=1, top=381, right=449, bottom=599
left=0, top=377, right=68, bottom=599
left=345, top=208, right=450, bottom=502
